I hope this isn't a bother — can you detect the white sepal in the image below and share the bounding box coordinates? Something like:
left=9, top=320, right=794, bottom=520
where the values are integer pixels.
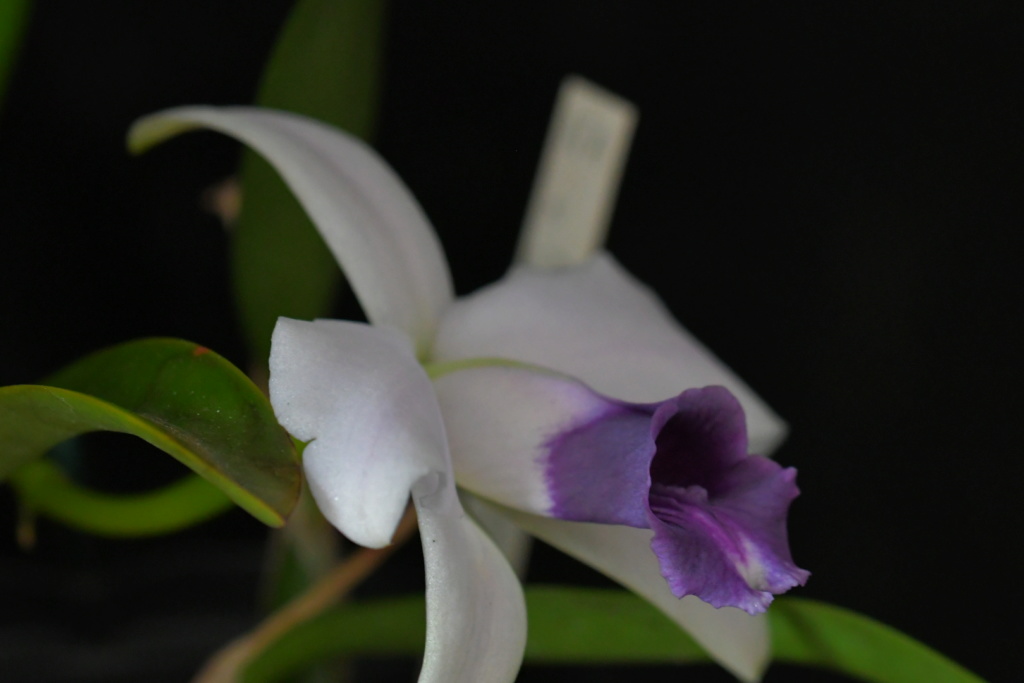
left=434, top=252, right=787, bottom=455
left=130, top=107, right=453, bottom=353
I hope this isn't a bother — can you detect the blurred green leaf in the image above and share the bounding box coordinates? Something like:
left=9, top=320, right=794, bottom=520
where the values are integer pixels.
left=769, top=597, right=984, bottom=683
left=10, top=459, right=233, bottom=536
left=0, top=338, right=300, bottom=528
left=235, top=0, right=386, bottom=368
left=0, top=0, right=30, bottom=107
left=243, top=588, right=985, bottom=683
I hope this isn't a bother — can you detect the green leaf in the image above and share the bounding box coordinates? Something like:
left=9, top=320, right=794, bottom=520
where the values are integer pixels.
left=234, top=0, right=386, bottom=368
left=10, top=459, right=233, bottom=537
left=769, top=598, right=984, bottom=683
left=0, top=338, right=300, bottom=527
left=0, top=0, right=31, bottom=108
left=242, top=588, right=986, bottom=683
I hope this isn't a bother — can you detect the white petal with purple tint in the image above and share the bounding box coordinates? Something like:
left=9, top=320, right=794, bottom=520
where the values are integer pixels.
left=433, top=364, right=606, bottom=515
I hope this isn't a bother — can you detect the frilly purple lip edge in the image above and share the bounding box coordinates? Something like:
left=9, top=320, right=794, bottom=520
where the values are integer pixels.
left=544, top=385, right=809, bottom=613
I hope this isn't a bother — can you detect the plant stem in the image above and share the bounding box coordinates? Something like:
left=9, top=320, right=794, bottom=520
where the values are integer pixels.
left=191, top=506, right=418, bottom=683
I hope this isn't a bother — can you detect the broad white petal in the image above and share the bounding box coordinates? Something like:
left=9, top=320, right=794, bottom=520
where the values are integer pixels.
left=130, top=107, right=453, bottom=353
left=434, top=252, right=787, bottom=455
left=499, top=506, right=770, bottom=682
left=269, top=318, right=447, bottom=548
left=414, top=481, right=527, bottom=683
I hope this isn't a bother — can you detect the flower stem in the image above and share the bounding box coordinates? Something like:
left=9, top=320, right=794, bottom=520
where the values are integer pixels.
left=191, top=506, right=419, bottom=683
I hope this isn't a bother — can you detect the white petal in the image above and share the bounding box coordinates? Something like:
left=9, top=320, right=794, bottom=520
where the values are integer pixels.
left=434, top=252, right=787, bottom=455
left=269, top=318, right=447, bottom=548
left=129, top=107, right=453, bottom=353
left=414, top=481, right=527, bottom=683
left=499, top=506, right=770, bottom=682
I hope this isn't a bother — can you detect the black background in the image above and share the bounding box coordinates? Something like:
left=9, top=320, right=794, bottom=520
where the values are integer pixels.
left=1, top=2, right=1021, bottom=682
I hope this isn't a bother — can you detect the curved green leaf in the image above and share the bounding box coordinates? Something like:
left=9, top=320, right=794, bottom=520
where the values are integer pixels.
left=10, top=458, right=233, bottom=536
left=242, top=588, right=985, bottom=683
left=0, top=338, right=300, bottom=527
left=234, top=0, right=386, bottom=367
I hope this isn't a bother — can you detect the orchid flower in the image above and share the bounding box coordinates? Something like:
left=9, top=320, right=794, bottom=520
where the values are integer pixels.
left=129, top=107, right=808, bottom=683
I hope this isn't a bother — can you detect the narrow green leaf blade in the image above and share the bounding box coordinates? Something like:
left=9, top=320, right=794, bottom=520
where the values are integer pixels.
left=243, top=588, right=985, bottom=683
left=234, top=0, right=386, bottom=366
left=0, top=338, right=300, bottom=526
left=769, top=598, right=984, bottom=683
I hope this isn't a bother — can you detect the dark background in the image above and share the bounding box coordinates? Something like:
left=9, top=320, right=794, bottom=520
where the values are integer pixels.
left=1, top=2, right=1021, bottom=682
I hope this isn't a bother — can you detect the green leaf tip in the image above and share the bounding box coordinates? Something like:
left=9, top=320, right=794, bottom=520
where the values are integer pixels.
left=1, top=338, right=301, bottom=530
left=770, top=598, right=986, bottom=683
